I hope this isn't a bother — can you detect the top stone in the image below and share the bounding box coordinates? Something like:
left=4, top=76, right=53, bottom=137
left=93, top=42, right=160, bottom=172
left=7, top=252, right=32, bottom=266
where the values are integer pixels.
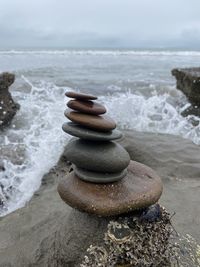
left=65, top=91, right=97, bottom=100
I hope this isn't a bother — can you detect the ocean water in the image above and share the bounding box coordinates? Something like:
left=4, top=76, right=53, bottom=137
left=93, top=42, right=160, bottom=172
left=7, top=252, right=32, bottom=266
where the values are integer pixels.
left=0, top=49, right=200, bottom=216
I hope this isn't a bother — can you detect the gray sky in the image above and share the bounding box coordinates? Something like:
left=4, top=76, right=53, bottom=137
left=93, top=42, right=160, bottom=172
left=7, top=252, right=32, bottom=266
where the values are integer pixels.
left=0, top=0, right=200, bottom=48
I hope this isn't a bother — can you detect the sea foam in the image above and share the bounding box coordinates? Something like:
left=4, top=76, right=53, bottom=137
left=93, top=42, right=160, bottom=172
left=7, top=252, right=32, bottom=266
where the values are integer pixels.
left=0, top=77, right=69, bottom=216
left=101, top=92, right=200, bottom=145
left=1, top=49, right=200, bottom=57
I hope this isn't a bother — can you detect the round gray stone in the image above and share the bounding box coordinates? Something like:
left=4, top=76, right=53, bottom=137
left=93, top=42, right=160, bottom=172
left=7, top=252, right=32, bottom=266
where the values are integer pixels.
left=73, top=165, right=127, bottom=183
left=65, top=138, right=130, bottom=173
left=62, top=122, right=123, bottom=141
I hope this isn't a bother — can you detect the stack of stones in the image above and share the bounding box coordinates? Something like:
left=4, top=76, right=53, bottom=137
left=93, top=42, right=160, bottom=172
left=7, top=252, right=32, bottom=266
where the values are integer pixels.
left=58, top=91, right=163, bottom=217
left=62, top=91, right=130, bottom=183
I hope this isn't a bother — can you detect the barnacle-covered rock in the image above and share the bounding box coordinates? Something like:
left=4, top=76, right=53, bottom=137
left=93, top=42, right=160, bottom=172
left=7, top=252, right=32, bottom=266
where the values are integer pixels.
left=80, top=207, right=200, bottom=267
left=81, top=206, right=175, bottom=267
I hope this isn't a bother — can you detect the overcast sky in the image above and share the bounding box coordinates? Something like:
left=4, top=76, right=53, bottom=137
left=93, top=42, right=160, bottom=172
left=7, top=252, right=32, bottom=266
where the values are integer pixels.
left=0, top=0, right=200, bottom=48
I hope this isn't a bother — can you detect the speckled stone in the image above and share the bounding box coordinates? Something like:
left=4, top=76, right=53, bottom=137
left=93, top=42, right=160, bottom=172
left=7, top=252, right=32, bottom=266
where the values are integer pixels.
left=67, top=100, right=106, bottom=115
left=65, top=91, right=97, bottom=100
left=57, top=160, right=163, bottom=216
left=62, top=122, right=123, bottom=141
left=73, top=165, right=127, bottom=183
left=65, top=110, right=116, bottom=132
left=64, top=138, right=130, bottom=173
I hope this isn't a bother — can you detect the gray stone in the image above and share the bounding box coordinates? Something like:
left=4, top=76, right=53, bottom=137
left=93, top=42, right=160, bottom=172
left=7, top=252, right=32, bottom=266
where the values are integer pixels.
left=64, top=138, right=130, bottom=173
left=62, top=122, right=123, bottom=141
left=73, top=164, right=127, bottom=183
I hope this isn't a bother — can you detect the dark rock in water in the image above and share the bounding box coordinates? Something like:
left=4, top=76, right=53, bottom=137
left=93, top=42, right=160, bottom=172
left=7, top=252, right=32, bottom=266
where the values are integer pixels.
left=64, top=138, right=130, bottom=173
left=57, top=160, right=163, bottom=216
left=181, top=105, right=200, bottom=118
left=65, top=91, right=97, bottom=100
left=172, top=67, right=200, bottom=107
left=73, top=165, right=127, bottom=183
left=65, top=110, right=116, bottom=132
left=0, top=72, right=19, bottom=129
left=62, top=122, right=122, bottom=141
left=67, top=100, right=106, bottom=115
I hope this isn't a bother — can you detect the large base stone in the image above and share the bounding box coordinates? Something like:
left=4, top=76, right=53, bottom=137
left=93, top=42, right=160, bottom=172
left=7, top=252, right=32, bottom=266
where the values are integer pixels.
left=57, top=160, right=163, bottom=216
left=73, top=164, right=127, bottom=183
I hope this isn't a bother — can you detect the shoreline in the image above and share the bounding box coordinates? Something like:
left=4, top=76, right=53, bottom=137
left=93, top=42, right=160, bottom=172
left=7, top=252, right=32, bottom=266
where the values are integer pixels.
left=0, top=130, right=199, bottom=266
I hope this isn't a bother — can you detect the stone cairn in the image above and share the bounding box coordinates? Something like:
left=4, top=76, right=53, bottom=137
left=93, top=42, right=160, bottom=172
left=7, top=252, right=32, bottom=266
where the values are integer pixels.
left=57, top=91, right=174, bottom=266
left=58, top=91, right=163, bottom=216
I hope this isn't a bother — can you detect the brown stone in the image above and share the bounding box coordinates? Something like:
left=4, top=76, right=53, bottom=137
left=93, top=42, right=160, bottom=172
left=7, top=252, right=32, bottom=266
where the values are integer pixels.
left=65, top=91, right=97, bottom=100
left=57, top=160, right=163, bottom=217
left=67, top=100, right=106, bottom=115
left=64, top=110, right=116, bottom=132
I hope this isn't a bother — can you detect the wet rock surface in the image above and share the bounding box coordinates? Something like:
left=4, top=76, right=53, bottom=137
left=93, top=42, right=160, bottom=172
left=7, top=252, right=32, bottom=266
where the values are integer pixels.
left=0, top=131, right=200, bottom=266
left=172, top=67, right=200, bottom=107
left=0, top=72, right=19, bottom=129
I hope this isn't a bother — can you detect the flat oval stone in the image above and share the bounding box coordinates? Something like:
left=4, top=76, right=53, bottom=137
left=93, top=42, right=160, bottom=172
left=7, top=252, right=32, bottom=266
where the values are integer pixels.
left=67, top=100, right=106, bottom=115
left=62, top=122, right=123, bottom=141
left=57, top=160, right=163, bottom=217
left=65, top=111, right=116, bottom=132
left=65, top=91, right=97, bottom=100
left=64, top=138, right=130, bottom=173
left=73, top=165, right=127, bottom=183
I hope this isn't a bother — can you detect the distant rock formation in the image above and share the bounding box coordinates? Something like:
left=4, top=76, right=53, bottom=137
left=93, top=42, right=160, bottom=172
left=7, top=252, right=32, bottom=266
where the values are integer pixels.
left=172, top=67, right=200, bottom=116
left=0, top=72, right=19, bottom=129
